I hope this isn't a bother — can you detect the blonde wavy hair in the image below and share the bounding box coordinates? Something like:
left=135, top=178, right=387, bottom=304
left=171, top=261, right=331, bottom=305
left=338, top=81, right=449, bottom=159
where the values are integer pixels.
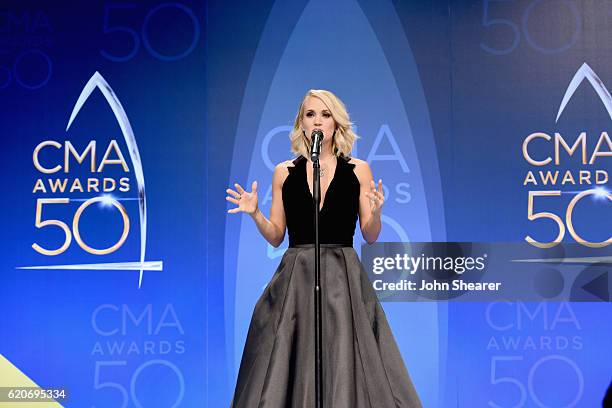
left=290, top=90, right=358, bottom=158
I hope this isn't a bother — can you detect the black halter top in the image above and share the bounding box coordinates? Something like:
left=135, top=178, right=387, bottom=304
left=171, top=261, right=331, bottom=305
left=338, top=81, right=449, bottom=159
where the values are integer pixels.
left=282, top=155, right=360, bottom=247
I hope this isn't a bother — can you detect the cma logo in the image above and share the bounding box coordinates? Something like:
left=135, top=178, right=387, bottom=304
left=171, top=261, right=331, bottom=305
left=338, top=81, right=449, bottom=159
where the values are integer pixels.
left=523, top=63, right=612, bottom=168
left=522, top=63, right=611, bottom=249
left=19, top=72, right=162, bottom=287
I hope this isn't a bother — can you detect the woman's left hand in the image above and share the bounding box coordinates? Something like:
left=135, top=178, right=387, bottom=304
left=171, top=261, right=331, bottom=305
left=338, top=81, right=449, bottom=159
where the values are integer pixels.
left=366, top=179, right=384, bottom=216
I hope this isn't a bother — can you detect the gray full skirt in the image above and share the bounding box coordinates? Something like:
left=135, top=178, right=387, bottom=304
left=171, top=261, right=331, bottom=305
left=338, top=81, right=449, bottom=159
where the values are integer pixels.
left=231, top=247, right=422, bottom=408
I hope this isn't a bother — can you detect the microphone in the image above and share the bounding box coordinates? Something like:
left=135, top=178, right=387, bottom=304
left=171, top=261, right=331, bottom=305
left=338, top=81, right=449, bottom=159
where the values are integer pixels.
left=310, top=130, right=324, bottom=161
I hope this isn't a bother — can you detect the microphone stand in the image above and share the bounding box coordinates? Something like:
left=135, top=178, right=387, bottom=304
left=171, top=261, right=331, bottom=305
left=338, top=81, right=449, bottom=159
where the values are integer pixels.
left=312, top=156, right=323, bottom=408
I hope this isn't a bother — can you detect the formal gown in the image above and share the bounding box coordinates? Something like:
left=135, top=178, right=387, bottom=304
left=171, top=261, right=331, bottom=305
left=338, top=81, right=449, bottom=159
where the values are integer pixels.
left=231, top=155, right=422, bottom=407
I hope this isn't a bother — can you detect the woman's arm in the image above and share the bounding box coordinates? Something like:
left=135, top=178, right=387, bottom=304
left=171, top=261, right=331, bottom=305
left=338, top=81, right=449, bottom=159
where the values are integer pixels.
left=226, top=161, right=289, bottom=247
left=353, top=159, right=385, bottom=244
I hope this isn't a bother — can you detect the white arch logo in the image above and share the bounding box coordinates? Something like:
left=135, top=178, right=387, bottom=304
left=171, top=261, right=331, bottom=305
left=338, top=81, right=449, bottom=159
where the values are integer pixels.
left=556, top=62, right=612, bottom=122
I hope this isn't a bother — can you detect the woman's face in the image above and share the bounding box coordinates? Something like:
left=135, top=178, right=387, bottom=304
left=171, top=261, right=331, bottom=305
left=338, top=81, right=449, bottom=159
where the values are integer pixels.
left=301, top=96, right=336, bottom=144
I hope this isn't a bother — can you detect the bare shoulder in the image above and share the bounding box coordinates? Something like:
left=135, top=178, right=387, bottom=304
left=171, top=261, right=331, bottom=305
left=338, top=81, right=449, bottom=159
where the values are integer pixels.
left=275, top=159, right=295, bottom=172
left=272, top=159, right=295, bottom=185
left=347, top=156, right=368, bottom=168
left=346, top=156, right=372, bottom=182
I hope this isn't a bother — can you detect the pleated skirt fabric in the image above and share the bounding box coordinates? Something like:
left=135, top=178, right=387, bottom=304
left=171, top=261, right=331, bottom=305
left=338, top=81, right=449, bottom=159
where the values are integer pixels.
left=231, top=247, right=422, bottom=408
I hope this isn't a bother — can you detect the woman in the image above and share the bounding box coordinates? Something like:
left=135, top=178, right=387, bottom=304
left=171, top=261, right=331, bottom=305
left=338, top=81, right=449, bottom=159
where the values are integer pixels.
left=227, top=90, right=422, bottom=407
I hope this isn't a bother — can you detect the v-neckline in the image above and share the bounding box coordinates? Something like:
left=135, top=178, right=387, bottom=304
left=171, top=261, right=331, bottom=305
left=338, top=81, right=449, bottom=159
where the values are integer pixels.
left=304, top=156, right=339, bottom=212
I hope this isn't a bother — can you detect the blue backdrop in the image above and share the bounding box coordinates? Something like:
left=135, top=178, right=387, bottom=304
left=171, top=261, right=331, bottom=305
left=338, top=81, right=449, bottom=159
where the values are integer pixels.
left=0, top=0, right=610, bottom=407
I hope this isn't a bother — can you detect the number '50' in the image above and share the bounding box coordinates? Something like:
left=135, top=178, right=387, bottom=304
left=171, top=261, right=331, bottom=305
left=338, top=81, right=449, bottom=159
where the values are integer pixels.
left=525, top=189, right=611, bottom=248
left=32, top=197, right=130, bottom=256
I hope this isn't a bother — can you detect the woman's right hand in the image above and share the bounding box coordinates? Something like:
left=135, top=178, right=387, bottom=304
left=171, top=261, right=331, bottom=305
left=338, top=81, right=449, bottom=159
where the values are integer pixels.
left=226, top=181, right=258, bottom=215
